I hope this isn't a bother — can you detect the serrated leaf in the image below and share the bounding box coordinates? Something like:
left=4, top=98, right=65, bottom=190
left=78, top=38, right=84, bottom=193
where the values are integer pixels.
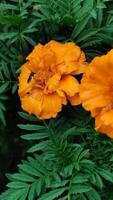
left=0, top=3, right=17, bottom=10
left=18, top=124, right=45, bottom=131
left=76, top=29, right=99, bottom=43
left=39, top=188, right=67, bottom=200
left=7, top=181, right=29, bottom=189
left=18, top=163, right=42, bottom=177
left=27, top=140, right=50, bottom=153
left=0, top=82, right=9, bottom=94
left=72, top=175, right=88, bottom=184
left=70, top=185, right=92, bottom=194
left=10, top=173, right=36, bottom=182
left=23, top=36, right=36, bottom=46
left=95, top=173, right=103, bottom=189
left=21, top=132, right=48, bottom=140
left=86, top=189, right=101, bottom=200
left=71, top=16, right=90, bottom=39
left=18, top=111, right=38, bottom=122
left=36, top=178, right=43, bottom=196
left=49, top=180, right=69, bottom=188
left=0, top=32, right=18, bottom=40
left=78, top=150, right=89, bottom=161
left=2, top=62, right=11, bottom=80
left=99, top=169, right=113, bottom=183
left=0, top=107, right=6, bottom=125
left=12, top=82, right=18, bottom=94
left=28, top=182, right=37, bottom=200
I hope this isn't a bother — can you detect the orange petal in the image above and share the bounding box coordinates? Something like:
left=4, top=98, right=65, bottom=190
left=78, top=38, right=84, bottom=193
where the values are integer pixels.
left=57, top=61, right=87, bottom=75
left=58, top=75, right=79, bottom=97
left=101, top=109, right=113, bottom=125
left=21, top=96, right=42, bottom=117
left=18, top=63, right=33, bottom=96
left=95, top=115, right=113, bottom=138
left=80, top=80, right=109, bottom=101
left=26, top=44, right=43, bottom=73
left=68, top=93, right=81, bottom=105
left=46, top=73, right=61, bottom=92
left=40, top=92, right=66, bottom=119
left=73, top=62, right=88, bottom=75
left=91, top=108, right=102, bottom=117
left=82, top=95, right=110, bottom=111
left=20, top=88, right=44, bottom=118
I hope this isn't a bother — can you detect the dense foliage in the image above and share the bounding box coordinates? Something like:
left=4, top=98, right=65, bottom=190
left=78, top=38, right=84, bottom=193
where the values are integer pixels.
left=1, top=0, right=113, bottom=199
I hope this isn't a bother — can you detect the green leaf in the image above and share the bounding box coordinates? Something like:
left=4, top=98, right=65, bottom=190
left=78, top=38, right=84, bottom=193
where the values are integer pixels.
left=28, top=182, right=37, bottom=200
left=0, top=107, right=6, bottom=125
left=0, top=82, right=9, bottom=94
left=9, top=188, right=28, bottom=200
left=86, top=189, right=101, bottom=200
left=18, top=163, right=42, bottom=177
left=10, top=173, right=36, bottom=182
left=21, top=132, right=48, bottom=140
left=12, top=83, right=18, bottom=94
left=2, top=62, right=11, bottom=80
left=72, top=175, right=88, bottom=184
left=39, top=188, right=67, bottom=200
left=23, top=36, right=36, bottom=46
left=18, top=112, right=38, bottom=122
left=0, top=32, right=18, bottom=40
left=0, top=95, right=8, bottom=100
left=95, top=173, right=103, bottom=189
left=99, top=169, right=113, bottom=183
left=7, top=182, right=29, bottom=189
left=49, top=180, right=69, bottom=188
left=63, top=127, right=91, bottom=138
left=36, top=178, right=44, bottom=196
left=78, top=149, right=89, bottom=161
left=97, top=1, right=106, bottom=8
left=70, top=185, right=92, bottom=194
left=76, top=29, right=99, bottom=43
left=27, top=140, right=50, bottom=153
left=71, top=16, right=90, bottom=39
left=18, top=124, right=45, bottom=131
left=0, top=3, right=17, bottom=10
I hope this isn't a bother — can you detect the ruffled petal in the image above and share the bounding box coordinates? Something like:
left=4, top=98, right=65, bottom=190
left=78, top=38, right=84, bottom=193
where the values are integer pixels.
left=95, top=115, right=113, bottom=138
left=80, top=49, right=113, bottom=138
left=68, top=93, right=81, bottom=105
left=20, top=88, right=43, bottom=117
left=40, top=93, right=67, bottom=119
left=46, top=73, right=61, bottom=92
left=82, top=95, right=110, bottom=111
left=100, top=109, right=113, bottom=126
left=19, top=40, right=86, bottom=120
left=58, top=75, right=79, bottom=97
left=18, top=63, right=33, bottom=96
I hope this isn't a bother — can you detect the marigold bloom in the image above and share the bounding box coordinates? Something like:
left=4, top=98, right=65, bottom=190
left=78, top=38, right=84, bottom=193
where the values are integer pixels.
left=80, top=50, right=113, bottom=138
left=18, top=40, right=86, bottom=119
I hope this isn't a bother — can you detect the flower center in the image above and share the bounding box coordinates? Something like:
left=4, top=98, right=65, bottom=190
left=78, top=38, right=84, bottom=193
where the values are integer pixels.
left=28, top=66, right=55, bottom=90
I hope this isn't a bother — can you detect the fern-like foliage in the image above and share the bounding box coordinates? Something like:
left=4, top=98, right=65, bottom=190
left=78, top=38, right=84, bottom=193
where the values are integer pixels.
left=0, top=0, right=113, bottom=123
left=0, top=82, right=9, bottom=125
left=1, top=0, right=113, bottom=198
left=1, top=109, right=113, bottom=199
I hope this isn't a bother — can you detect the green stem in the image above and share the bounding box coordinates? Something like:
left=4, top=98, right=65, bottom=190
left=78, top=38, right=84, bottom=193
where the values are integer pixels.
left=0, top=81, right=16, bottom=83
left=68, top=194, right=71, bottom=200
left=43, top=120, right=57, bottom=146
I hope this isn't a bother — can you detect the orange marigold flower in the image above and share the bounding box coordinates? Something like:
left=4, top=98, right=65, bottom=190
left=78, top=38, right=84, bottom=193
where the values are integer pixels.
left=18, top=40, right=86, bottom=119
left=80, top=49, right=113, bottom=138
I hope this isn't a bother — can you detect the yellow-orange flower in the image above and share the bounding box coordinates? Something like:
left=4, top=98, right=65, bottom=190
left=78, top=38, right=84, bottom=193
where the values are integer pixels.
left=80, top=49, right=113, bottom=138
left=18, top=40, right=86, bottom=119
